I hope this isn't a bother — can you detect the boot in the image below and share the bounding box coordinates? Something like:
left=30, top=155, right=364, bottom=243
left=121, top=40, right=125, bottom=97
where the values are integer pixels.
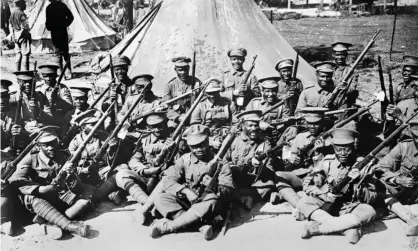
left=149, top=210, right=201, bottom=238
left=65, top=199, right=91, bottom=220
left=304, top=211, right=361, bottom=238
left=270, top=191, right=284, bottom=205
left=199, top=224, right=214, bottom=240
left=126, top=183, right=148, bottom=204
left=92, top=177, right=117, bottom=203
left=388, top=201, right=418, bottom=236
left=278, top=188, right=301, bottom=208
left=15, top=54, right=22, bottom=71
left=0, top=221, right=14, bottom=236
left=343, top=228, right=362, bottom=244
left=108, top=190, right=123, bottom=205
left=134, top=204, right=152, bottom=225
left=66, top=221, right=91, bottom=237
left=33, top=215, right=63, bottom=240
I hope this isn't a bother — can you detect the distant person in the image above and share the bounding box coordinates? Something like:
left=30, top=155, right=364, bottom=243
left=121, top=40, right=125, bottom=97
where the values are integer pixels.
left=45, top=0, right=74, bottom=79
left=1, top=0, right=11, bottom=36
left=9, top=0, right=31, bottom=71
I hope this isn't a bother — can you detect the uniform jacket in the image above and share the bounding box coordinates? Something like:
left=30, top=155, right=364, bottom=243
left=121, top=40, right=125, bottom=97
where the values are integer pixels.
left=246, top=97, right=287, bottom=124
left=163, top=76, right=202, bottom=109
left=394, top=80, right=418, bottom=104
left=190, top=97, right=235, bottom=128
left=219, top=69, right=260, bottom=107
left=37, top=83, right=74, bottom=118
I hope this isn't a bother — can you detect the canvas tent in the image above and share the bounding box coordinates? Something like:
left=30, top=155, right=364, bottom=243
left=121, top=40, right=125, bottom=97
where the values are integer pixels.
left=27, top=0, right=117, bottom=53
left=92, top=0, right=316, bottom=95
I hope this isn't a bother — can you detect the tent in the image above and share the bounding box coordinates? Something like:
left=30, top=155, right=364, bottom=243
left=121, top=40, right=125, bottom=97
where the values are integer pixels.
left=92, top=0, right=317, bottom=95
left=27, top=0, right=117, bottom=53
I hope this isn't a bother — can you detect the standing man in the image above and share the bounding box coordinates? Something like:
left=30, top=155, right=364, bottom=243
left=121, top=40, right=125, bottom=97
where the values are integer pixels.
left=1, top=0, right=11, bottom=36
left=393, top=55, right=418, bottom=104
left=45, top=0, right=74, bottom=79
left=219, top=48, right=260, bottom=112
left=164, top=56, right=202, bottom=113
left=9, top=0, right=31, bottom=71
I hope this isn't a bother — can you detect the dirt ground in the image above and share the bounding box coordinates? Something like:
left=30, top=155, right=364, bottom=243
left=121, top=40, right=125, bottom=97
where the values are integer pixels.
left=1, top=14, right=418, bottom=251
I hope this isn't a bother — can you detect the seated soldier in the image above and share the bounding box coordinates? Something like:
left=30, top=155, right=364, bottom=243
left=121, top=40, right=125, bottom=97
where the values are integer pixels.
left=10, top=127, right=92, bottom=239
left=297, top=128, right=377, bottom=244
left=271, top=107, right=332, bottom=208
left=115, top=111, right=175, bottom=213
left=149, top=125, right=234, bottom=240
left=224, top=110, right=275, bottom=204
left=374, top=120, right=418, bottom=236
left=191, top=78, right=235, bottom=151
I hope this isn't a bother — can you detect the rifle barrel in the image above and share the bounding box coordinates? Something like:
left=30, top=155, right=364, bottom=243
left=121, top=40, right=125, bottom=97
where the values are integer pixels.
left=89, top=80, right=115, bottom=109
left=261, top=95, right=293, bottom=117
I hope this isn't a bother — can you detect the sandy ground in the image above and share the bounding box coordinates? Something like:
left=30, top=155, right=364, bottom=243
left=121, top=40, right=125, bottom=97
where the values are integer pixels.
left=1, top=14, right=418, bottom=251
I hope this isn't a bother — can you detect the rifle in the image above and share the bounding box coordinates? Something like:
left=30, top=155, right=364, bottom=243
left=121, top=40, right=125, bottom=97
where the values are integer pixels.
left=50, top=60, right=70, bottom=106
left=396, top=166, right=418, bottom=204
left=261, top=95, right=294, bottom=118
left=109, top=55, right=119, bottom=117
left=11, top=86, right=23, bottom=149
left=388, top=72, right=394, bottom=104
left=30, top=62, right=38, bottom=116
left=50, top=101, right=116, bottom=188
left=336, top=110, right=418, bottom=196
left=378, top=55, right=389, bottom=120
left=1, top=126, right=57, bottom=181
left=324, top=30, right=381, bottom=109
left=88, top=79, right=116, bottom=109
left=236, top=55, right=257, bottom=107
left=289, top=54, right=300, bottom=116
left=92, top=84, right=149, bottom=174
left=190, top=51, right=197, bottom=104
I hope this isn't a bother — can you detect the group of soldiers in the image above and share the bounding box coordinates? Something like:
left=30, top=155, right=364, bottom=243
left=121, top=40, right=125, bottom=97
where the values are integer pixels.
left=1, top=41, right=418, bottom=244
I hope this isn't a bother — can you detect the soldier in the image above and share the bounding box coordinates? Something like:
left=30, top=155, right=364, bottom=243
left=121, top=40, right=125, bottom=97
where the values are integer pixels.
left=163, top=56, right=202, bottom=113
left=61, top=85, right=91, bottom=147
left=10, top=127, right=92, bottom=239
left=190, top=78, right=235, bottom=150
left=330, top=42, right=359, bottom=87
left=37, top=63, right=74, bottom=126
left=296, top=62, right=358, bottom=113
left=224, top=110, right=275, bottom=202
left=219, top=48, right=260, bottom=111
left=115, top=112, right=174, bottom=207
left=45, top=0, right=74, bottom=79
left=9, top=0, right=31, bottom=71
left=393, top=55, right=418, bottom=104
left=374, top=120, right=418, bottom=236
left=298, top=128, right=377, bottom=244
left=149, top=125, right=234, bottom=240
left=275, top=58, right=304, bottom=114
left=271, top=108, right=332, bottom=207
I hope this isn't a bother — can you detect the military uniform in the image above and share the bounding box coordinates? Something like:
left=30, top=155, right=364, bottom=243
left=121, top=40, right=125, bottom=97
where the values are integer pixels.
left=394, top=55, right=418, bottom=104
left=9, top=0, right=31, bottom=71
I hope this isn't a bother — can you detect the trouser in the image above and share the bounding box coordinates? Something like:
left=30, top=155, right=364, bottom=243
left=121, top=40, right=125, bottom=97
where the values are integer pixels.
left=154, top=192, right=222, bottom=222
left=14, top=35, right=31, bottom=71
left=1, top=184, right=21, bottom=224
left=275, top=171, right=303, bottom=191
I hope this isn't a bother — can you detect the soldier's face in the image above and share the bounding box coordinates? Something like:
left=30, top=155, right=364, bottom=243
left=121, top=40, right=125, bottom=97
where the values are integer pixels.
left=114, top=65, right=128, bottom=81
left=206, top=92, right=220, bottom=103
left=73, top=96, right=88, bottom=109
left=174, top=66, right=189, bottom=81
left=243, top=121, right=260, bottom=140
left=42, top=73, right=57, bottom=86
left=230, top=56, right=245, bottom=71
left=306, top=121, right=323, bottom=136
left=0, top=94, right=10, bottom=112
left=317, top=71, right=333, bottom=88
left=189, top=139, right=209, bottom=159
left=39, top=140, right=59, bottom=159
left=333, top=51, right=348, bottom=65
left=279, top=68, right=292, bottom=81
left=20, top=80, right=32, bottom=95
left=148, top=123, right=165, bottom=138
left=261, top=88, right=278, bottom=104
left=333, top=144, right=354, bottom=164
left=402, top=66, right=416, bottom=83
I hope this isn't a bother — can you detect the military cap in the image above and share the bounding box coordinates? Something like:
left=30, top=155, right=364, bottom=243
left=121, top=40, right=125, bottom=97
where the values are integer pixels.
left=14, top=0, right=25, bottom=3
left=183, top=124, right=210, bottom=145
left=314, top=61, right=336, bottom=73
left=402, top=55, right=418, bottom=67
left=227, top=48, right=247, bottom=58
left=275, top=58, right=294, bottom=71
left=145, top=111, right=166, bottom=126
left=38, top=63, right=60, bottom=74
left=205, top=78, right=222, bottom=93
left=112, top=55, right=131, bottom=67
left=73, top=109, right=100, bottom=126
left=13, top=70, right=34, bottom=81
left=0, top=80, right=13, bottom=95
left=132, top=74, right=154, bottom=85
left=331, top=42, right=353, bottom=52
left=172, top=56, right=191, bottom=67
left=409, top=120, right=418, bottom=137
left=329, top=128, right=359, bottom=145
left=70, top=84, right=91, bottom=98
left=236, top=110, right=262, bottom=122
left=38, top=126, right=60, bottom=143
left=259, top=77, right=280, bottom=89
left=300, top=107, right=328, bottom=123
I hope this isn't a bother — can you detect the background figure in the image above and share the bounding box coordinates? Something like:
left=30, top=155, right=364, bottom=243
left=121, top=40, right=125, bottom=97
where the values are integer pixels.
left=1, top=0, right=11, bottom=36
left=45, top=0, right=74, bottom=79
left=9, top=0, right=31, bottom=71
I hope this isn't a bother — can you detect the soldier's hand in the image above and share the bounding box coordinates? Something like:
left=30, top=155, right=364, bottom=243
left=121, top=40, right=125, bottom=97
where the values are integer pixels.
left=259, top=121, right=273, bottom=131
left=395, top=176, right=417, bottom=188
left=209, top=138, right=222, bottom=150
left=62, top=163, right=74, bottom=174
left=29, top=98, right=36, bottom=108
left=336, top=82, right=346, bottom=90
left=288, top=154, right=301, bottom=166
left=109, top=90, right=117, bottom=100
left=251, top=157, right=261, bottom=168
left=313, top=138, right=325, bottom=151
left=348, top=168, right=360, bottom=181
left=11, top=124, right=22, bottom=136
left=182, top=188, right=198, bottom=203
left=386, top=104, right=402, bottom=119
left=326, top=193, right=337, bottom=203
left=164, top=138, right=175, bottom=150
left=201, top=174, right=213, bottom=187
left=288, top=89, right=296, bottom=97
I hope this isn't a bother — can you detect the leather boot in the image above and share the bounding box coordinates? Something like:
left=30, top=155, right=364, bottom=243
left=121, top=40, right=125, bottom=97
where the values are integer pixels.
left=126, top=183, right=148, bottom=204
left=65, top=199, right=91, bottom=220
left=66, top=221, right=91, bottom=237
left=150, top=210, right=201, bottom=238
left=388, top=201, right=418, bottom=236
left=135, top=181, right=164, bottom=225
left=304, top=212, right=361, bottom=239
left=278, top=188, right=301, bottom=208
left=0, top=221, right=14, bottom=236
left=343, top=228, right=362, bottom=244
